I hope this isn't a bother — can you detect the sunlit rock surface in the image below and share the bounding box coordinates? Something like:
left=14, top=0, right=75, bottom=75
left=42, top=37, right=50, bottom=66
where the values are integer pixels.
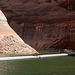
left=0, top=10, right=38, bottom=54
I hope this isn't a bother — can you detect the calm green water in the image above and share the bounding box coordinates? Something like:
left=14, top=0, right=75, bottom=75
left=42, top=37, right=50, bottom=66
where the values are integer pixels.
left=0, top=56, right=75, bottom=75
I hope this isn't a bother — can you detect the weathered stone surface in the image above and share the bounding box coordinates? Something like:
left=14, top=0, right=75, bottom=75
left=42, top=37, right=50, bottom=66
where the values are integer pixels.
left=0, top=0, right=75, bottom=50
left=0, top=10, right=38, bottom=54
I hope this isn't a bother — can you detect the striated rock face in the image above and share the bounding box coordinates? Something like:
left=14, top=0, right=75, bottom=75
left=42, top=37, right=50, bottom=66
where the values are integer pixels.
left=0, top=0, right=75, bottom=51
left=9, top=20, right=75, bottom=51
left=20, top=21, right=75, bottom=50
left=0, top=10, right=38, bottom=54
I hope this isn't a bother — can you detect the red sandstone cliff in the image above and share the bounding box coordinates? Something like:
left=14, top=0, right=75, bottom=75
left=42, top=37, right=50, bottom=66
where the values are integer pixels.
left=0, top=0, right=75, bottom=51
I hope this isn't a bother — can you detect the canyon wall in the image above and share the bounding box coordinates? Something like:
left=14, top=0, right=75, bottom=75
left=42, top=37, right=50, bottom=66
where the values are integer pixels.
left=9, top=21, right=75, bottom=51
left=0, top=0, right=75, bottom=51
